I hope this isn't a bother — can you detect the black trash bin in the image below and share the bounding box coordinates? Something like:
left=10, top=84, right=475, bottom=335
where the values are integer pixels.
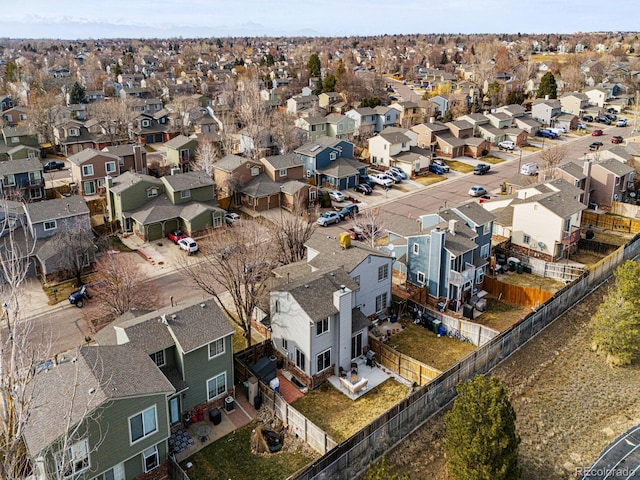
left=208, top=408, right=221, bottom=425
left=254, top=394, right=262, bottom=410
left=243, top=381, right=249, bottom=400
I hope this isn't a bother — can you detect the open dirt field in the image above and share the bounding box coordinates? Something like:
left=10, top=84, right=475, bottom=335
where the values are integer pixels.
left=385, top=278, right=640, bottom=480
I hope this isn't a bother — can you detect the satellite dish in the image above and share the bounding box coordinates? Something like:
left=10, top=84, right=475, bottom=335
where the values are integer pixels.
left=538, top=242, right=546, bottom=249
left=613, top=193, right=619, bottom=201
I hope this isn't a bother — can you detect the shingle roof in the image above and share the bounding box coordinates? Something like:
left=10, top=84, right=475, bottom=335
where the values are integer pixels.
left=215, top=154, right=257, bottom=172
left=23, top=344, right=174, bottom=456
left=162, top=170, right=215, bottom=192
left=317, top=157, right=363, bottom=178
left=261, top=153, right=303, bottom=170
left=164, top=134, right=194, bottom=149
left=378, top=127, right=411, bottom=144
left=103, top=144, right=141, bottom=157
left=453, top=201, right=496, bottom=226
left=0, top=158, right=42, bottom=175
left=24, top=196, right=89, bottom=224
left=67, top=148, right=119, bottom=166
left=596, top=158, right=634, bottom=176
left=240, top=173, right=284, bottom=198
left=109, top=171, right=162, bottom=194
left=126, top=195, right=222, bottom=225
left=305, top=231, right=390, bottom=273
left=558, top=162, right=586, bottom=180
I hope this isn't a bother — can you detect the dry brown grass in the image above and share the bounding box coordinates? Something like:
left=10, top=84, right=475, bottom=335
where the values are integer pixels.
left=497, top=271, right=566, bottom=292
left=385, top=322, right=476, bottom=371
left=521, top=145, right=541, bottom=152
left=446, top=160, right=475, bottom=173
left=412, top=175, right=447, bottom=187
left=291, top=379, right=410, bottom=442
left=481, top=156, right=506, bottom=165
left=475, top=297, right=531, bottom=332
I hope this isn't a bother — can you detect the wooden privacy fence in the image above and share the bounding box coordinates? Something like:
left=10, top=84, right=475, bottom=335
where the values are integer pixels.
left=582, top=210, right=640, bottom=234
left=369, top=338, right=441, bottom=386
left=483, top=276, right=553, bottom=308
left=437, top=312, right=500, bottom=346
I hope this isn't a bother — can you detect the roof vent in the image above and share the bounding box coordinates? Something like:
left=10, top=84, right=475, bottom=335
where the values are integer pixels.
left=304, top=284, right=309, bottom=288
left=71, top=357, right=77, bottom=363
left=200, top=303, right=206, bottom=308
left=88, top=388, right=96, bottom=394
left=171, top=314, right=177, bottom=320
left=340, top=284, right=346, bottom=292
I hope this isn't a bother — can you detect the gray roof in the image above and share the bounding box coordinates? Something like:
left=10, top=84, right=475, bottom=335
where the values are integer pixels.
left=0, top=158, right=42, bottom=175
left=378, top=127, right=411, bottom=144
left=558, top=162, right=586, bottom=181
left=452, top=201, right=496, bottom=226
left=436, top=134, right=465, bottom=147
left=296, top=137, right=343, bottom=156
left=261, top=153, right=303, bottom=170
left=23, top=344, right=175, bottom=456
left=67, top=148, right=119, bottom=166
left=162, top=170, right=215, bottom=192
left=109, top=171, right=162, bottom=194
left=392, top=146, right=431, bottom=165
left=127, top=195, right=222, bottom=225
left=272, top=260, right=313, bottom=281
left=425, top=223, right=478, bottom=257
left=352, top=307, right=371, bottom=332
left=164, top=134, right=194, bottom=149
left=596, top=158, right=634, bottom=176
left=103, top=144, right=142, bottom=157
left=274, top=268, right=359, bottom=322
left=240, top=173, right=284, bottom=198
left=518, top=190, right=586, bottom=218
left=24, top=196, right=89, bottom=224
left=385, top=211, right=422, bottom=237
left=305, top=231, right=391, bottom=273
left=318, top=157, right=363, bottom=178
left=215, top=154, right=257, bottom=172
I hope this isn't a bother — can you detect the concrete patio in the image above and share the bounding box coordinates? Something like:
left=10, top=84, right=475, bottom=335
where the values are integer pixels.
left=327, top=354, right=413, bottom=400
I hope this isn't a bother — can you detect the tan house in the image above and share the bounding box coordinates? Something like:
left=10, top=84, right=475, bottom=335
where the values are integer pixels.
left=102, top=144, right=147, bottom=174
left=260, top=153, right=305, bottom=182
left=410, top=122, right=449, bottom=149
left=213, top=154, right=263, bottom=203
left=585, top=158, right=635, bottom=209
left=68, top=148, right=122, bottom=196
left=559, top=92, right=589, bottom=116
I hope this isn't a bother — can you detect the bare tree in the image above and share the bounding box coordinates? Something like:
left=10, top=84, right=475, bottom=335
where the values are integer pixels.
left=178, top=223, right=277, bottom=348
left=168, top=94, right=198, bottom=136
left=52, top=224, right=99, bottom=287
left=540, top=145, right=567, bottom=179
left=235, top=75, right=271, bottom=161
left=27, top=90, right=63, bottom=146
left=352, top=208, right=387, bottom=249
left=191, top=135, right=221, bottom=177
left=89, top=252, right=161, bottom=321
left=86, top=97, right=136, bottom=146
left=271, top=109, right=303, bottom=155
left=270, top=194, right=317, bottom=264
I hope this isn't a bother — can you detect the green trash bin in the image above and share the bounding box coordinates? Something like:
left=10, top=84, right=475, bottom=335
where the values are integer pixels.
left=517, top=263, right=524, bottom=274
left=243, top=381, right=249, bottom=400
left=432, top=319, right=442, bottom=335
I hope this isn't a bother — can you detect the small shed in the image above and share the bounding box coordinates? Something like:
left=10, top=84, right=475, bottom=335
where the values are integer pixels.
left=250, top=356, right=277, bottom=383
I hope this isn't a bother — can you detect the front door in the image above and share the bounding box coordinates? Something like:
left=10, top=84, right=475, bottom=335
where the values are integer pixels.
left=351, top=332, right=363, bottom=359
left=169, top=396, right=180, bottom=425
left=123, top=216, right=133, bottom=233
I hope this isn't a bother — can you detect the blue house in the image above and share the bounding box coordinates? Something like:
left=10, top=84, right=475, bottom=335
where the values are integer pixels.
left=384, top=202, right=495, bottom=310
left=294, top=137, right=367, bottom=191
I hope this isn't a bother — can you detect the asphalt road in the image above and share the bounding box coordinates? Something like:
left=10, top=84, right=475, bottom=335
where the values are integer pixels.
left=580, top=424, right=640, bottom=479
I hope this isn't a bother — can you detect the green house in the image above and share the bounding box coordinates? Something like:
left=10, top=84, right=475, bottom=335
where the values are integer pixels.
left=164, top=134, right=199, bottom=172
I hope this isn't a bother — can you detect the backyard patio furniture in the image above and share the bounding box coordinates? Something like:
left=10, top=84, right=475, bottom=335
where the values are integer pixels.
left=340, top=375, right=368, bottom=395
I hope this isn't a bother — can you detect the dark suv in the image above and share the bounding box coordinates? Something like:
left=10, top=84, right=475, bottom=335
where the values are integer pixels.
left=338, top=204, right=360, bottom=220
left=473, top=163, right=491, bottom=175
left=582, top=115, right=594, bottom=122
left=595, top=115, right=611, bottom=125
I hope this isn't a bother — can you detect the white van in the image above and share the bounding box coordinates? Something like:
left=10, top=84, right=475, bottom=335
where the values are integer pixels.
left=520, top=162, right=538, bottom=176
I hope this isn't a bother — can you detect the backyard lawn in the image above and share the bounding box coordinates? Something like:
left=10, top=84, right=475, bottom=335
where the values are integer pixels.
left=181, top=420, right=317, bottom=480
left=475, top=297, right=531, bottom=332
left=292, top=379, right=410, bottom=442
left=412, top=175, right=447, bottom=187
left=386, top=323, right=476, bottom=371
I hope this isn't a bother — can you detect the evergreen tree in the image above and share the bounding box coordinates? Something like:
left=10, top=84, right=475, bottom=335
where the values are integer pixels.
left=444, top=375, right=521, bottom=480
left=307, top=52, right=321, bottom=78
left=4, top=61, right=18, bottom=82
left=536, top=71, right=558, bottom=99
left=591, top=260, right=640, bottom=366
left=440, top=50, right=448, bottom=65
left=69, top=82, right=87, bottom=104
left=471, top=44, right=476, bottom=56
left=360, top=97, right=382, bottom=108
left=321, top=74, right=337, bottom=93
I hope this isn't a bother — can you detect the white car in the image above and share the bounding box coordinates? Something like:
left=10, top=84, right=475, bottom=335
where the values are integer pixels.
left=178, top=237, right=198, bottom=255
left=497, top=140, right=515, bottom=151
left=388, top=167, right=408, bottom=179
left=432, top=158, right=450, bottom=172
left=368, top=173, right=393, bottom=188
left=468, top=186, right=487, bottom=197
left=385, top=170, right=403, bottom=183
left=317, top=211, right=341, bottom=226
left=224, top=212, right=241, bottom=226
left=328, top=190, right=346, bottom=202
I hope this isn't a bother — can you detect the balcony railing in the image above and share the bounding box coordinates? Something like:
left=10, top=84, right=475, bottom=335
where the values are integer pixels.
left=562, top=226, right=581, bottom=245
left=449, top=266, right=475, bottom=287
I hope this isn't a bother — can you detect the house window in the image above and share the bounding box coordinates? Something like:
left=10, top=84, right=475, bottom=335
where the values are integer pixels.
left=150, top=350, right=165, bottom=367
left=523, top=234, right=531, bottom=244
left=206, top=372, right=227, bottom=401
left=372, top=156, right=377, bottom=164
left=412, top=243, right=419, bottom=255
left=4, top=174, right=15, bottom=186
left=129, top=406, right=157, bottom=444
left=295, top=348, right=305, bottom=372
left=375, top=293, right=387, bottom=313
left=316, top=317, right=329, bottom=336
left=181, top=189, right=191, bottom=199
left=142, top=119, right=150, bottom=127
left=383, top=144, right=387, bottom=150
left=311, top=125, right=316, bottom=132
left=316, top=348, right=331, bottom=373
left=281, top=338, right=288, bottom=350
left=106, top=161, right=116, bottom=174
left=417, top=271, right=426, bottom=284
left=309, top=190, right=316, bottom=201
left=44, top=220, right=57, bottom=231
left=378, top=264, right=389, bottom=281
left=615, top=176, right=620, bottom=186
left=476, top=266, right=485, bottom=285
left=321, top=124, right=325, bottom=131
left=97, top=178, right=105, bottom=188
left=251, top=167, right=260, bottom=176
left=213, top=215, right=222, bottom=228
left=69, top=128, right=78, bottom=136
left=58, top=438, right=90, bottom=478
left=147, top=187, right=158, bottom=198
left=564, top=218, right=571, bottom=231
left=84, top=181, right=96, bottom=195
left=275, top=300, right=280, bottom=313
left=353, top=275, right=360, bottom=286
left=208, top=338, right=225, bottom=359
left=28, top=150, right=37, bottom=158
left=82, top=165, right=94, bottom=176
left=102, top=463, right=125, bottom=480
left=142, top=445, right=159, bottom=473
left=30, top=189, right=43, bottom=200
left=330, top=152, right=337, bottom=161
left=483, top=223, right=490, bottom=235
left=481, top=243, right=490, bottom=259
left=279, top=169, right=287, bottom=177
left=338, top=124, right=344, bottom=132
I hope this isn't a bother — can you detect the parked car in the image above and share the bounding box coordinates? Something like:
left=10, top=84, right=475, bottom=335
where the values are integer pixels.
left=317, top=211, right=341, bottom=226
left=577, top=121, right=587, bottom=130
left=497, top=140, right=515, bottom=151
left=548, top=127, right=566, bottom=135
left=595, top=116, right=611, bottom=125
left=328, top=190, right=346, bottom=202
left=589, top=142, right=603, bottom=151
left=354, top=183, right=372, bottom=195
left=607, top=107, right=618, bottom=114
left=368, top=173, right=394, bottom=188
left=358, top=174, right=375, bottom=188
left=429, top=163, right=445, bottom=175
left=612, top=135, right=624, bottom=144
left=348, top=227, right=365, bottom=241
left=388, top=167, right=408, bottom=179
left=473, top=163, right=491, bottom=175
left=468, top=186, right=487, bottom=197
left=224, top=212, right=241, bottom=226
left=520, top=162, right=539, bottom=176
left=616, top=118, right=628, bottom=127
left=592, top=129, right=603, bottom=136
left=537, top=129, right=558, bottom=139
left=385, top=170, right=403, bottom=183
left=178, top=237, right=198, bottom=255
left=338, top=204, right=359, bottom=220
left=43, top=160, right=65, bottom=172
left=605, top=113, right=617, bottom=121
left=432, top=158, right=450, bottom=172
left=582, top=115, right=594, bottom=122
left=168, top=230, right=186, bottom=244
left=68, top=285, right=91, bottom=308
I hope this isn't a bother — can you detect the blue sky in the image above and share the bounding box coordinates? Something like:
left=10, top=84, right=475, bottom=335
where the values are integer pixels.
left=4, top=0, right=639, bottom=39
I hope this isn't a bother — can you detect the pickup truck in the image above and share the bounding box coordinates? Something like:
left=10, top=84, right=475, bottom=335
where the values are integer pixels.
left=497, top=140, right=515, bottom=151
left=43, top=160, right=65, bottom=172
left=537, top=129, right=558, bottom=139
left=368, top=173, right=393, bottom=188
